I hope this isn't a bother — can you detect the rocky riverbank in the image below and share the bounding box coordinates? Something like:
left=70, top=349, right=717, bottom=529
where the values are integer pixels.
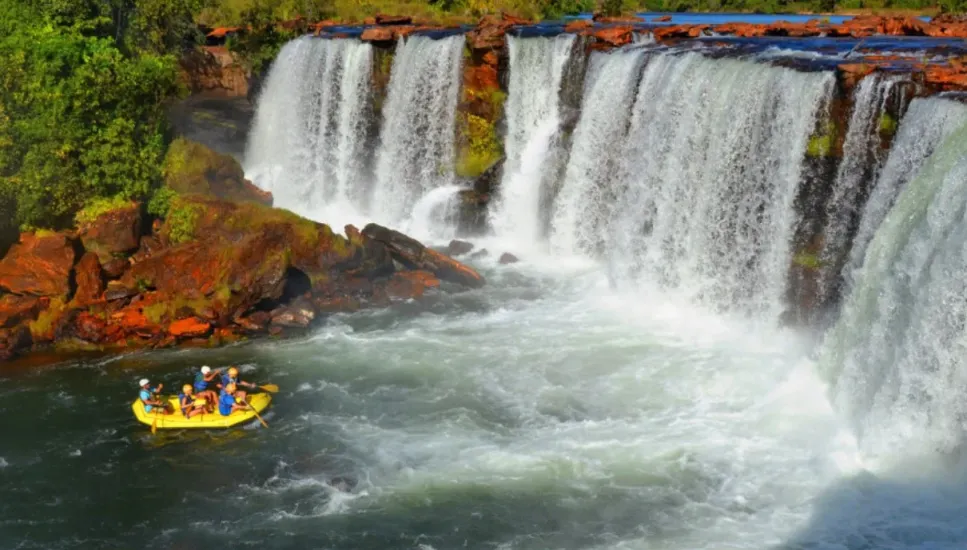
left=0, top=142, right=484, bottom=362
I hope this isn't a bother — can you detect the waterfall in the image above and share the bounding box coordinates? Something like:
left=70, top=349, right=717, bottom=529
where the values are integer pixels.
left=814, top=76, right=898, bottom=305
left=489, top=34, right=577, bottom=245
left=551, top=52, right=833, bottom=318
left=244, top=37, right=373, bottom=222
left=549, top=49, right=647, bottom=255
left=371, top=34, right=465, bottom=226
left=819, top=119, right=967, bottom=461
left=845, top=96, right=967, bottom=280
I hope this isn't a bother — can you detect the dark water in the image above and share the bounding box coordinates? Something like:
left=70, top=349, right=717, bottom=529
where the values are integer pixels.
left=3, top=261, right=967, bottom=550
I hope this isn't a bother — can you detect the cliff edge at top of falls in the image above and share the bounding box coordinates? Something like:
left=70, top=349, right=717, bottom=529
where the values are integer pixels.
left=0, top=141, right=484, bottom=363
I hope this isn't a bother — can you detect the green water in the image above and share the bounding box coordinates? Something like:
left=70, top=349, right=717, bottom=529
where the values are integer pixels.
left=2, top=259, right=955, bottom=550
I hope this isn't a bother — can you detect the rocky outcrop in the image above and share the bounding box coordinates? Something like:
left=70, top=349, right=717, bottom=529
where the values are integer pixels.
left=77, top=201, right=142, bottom=263
left=0, top=188, right=484, bottom=361
left=179, top=46, right=249, bottom=97
left=361, top=224, right=486, bottom=288
left=0, top=233, right=77, bottom=298
left=163, top=138, right=273, bottom=206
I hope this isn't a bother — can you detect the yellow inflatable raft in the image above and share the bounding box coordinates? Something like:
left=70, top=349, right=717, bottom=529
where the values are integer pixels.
left=131, top=393, right=272, bottom=429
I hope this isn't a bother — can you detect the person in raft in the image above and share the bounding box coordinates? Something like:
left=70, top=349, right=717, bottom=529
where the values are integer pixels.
left=218, top=366, right=256, bottom=401
left=218, top=383, right=248, bottom=417
left=138, top=379, right=170, bottom=415
left=178, top=385, right=208, bottom=418
left=192, top=365, right=220, bottom=411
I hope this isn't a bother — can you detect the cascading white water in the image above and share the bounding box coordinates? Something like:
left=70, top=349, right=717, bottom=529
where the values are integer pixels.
left=845, top=96, right=967, bottom=280
left=489, top=34, right=576, bottom=246
left=371, top=34, right=465, bottom=225
left=549, top=49, right=647, bottom=254
left=819, top=119, right=967, bottom=463
left=244, top=37, right=373, bottom=223
left=815, top=75, right=897, bottom=300
left=551, top=52, right=833, bottom=319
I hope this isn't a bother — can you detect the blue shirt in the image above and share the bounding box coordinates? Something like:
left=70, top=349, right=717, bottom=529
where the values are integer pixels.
left=139, top=388, right=157, bottom=412
left=193, top=372, right=209, bottom=392
left=218, top=392, right=237, bottom=416
left=221, top=374, right=237, bottom=387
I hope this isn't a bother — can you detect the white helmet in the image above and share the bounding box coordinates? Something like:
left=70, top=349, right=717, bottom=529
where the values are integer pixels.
left=201, top=366, right=211, bottom=374
left=139, top=378, right=149, bottom=387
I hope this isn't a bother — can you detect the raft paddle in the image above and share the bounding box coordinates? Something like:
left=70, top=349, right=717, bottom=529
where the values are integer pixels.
left=258, top=384, right=279, bottom=393
left=151, top=413, right=158, bottom=434
left=245, top=399, right=269, bottom=429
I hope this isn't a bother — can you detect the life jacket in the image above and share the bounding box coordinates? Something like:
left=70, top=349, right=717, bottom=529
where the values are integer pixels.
left=178, top=392, right=192, bottom=415
left=193, top=372, right=208, bottom=392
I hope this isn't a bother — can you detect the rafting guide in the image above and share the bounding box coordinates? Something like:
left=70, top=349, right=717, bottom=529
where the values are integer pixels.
left=132, top=366, right=278, bottom=431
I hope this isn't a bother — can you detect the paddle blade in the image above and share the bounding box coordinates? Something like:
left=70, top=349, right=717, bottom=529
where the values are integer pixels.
left=151, top=416, right=158, bottom=434
left=259, top=384, right=279, bottom=393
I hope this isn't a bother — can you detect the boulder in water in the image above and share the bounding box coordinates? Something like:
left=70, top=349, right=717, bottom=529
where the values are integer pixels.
left=499, top=253, right=519, bottom=265
left=446, top=240, right=475, bottom=256
left=362, top=224, right=486, bottom=288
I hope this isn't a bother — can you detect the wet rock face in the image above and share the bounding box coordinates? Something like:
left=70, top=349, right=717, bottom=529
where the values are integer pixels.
left=0, top=233, right=77, bottom=298
left=0, top=189, right=486, bottom=361
left=361, top=223, right=486, bottom=288
left=72, top=252, right=105, bottom=307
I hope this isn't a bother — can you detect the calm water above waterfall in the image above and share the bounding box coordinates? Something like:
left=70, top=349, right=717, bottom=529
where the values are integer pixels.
left=6, top=33, right=967, bottom=550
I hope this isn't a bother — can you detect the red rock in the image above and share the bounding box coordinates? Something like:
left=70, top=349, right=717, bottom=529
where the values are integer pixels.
left=361, top=27, right=396, bottom=42
left=234, top=311, right=271, bottom=332
left=587, top=26, right=634, bottom=47
left=72, top=311, right=107, bottom=343
left=77, top=201, right=141, bottom=262
left=375, top=14, right=411, bottom=25
left=73, top=252, right=104, bottom=307
left=0, top=325, right=32, bottom=361
left=207, top=27, right=241, bottom=39
left=364, top=17, right=377, bottom=26
left=0, top=294, right=43, bottom=328
left=104, top=281, right=137, bottom=302
left=130, top=235, right=164, bottom=264
left=482, top=50, right=499, bottom=67
left=101, top=257, right=129, bottom=279
left=468, top=14, right=522, bottom=50
left=270, top=297, right=316, bottom=328
left=565, top=20, right=593, bottom=32
left=387, top=270, right=441, bottom=299
left=653, top=24, right=708, bottom=41
left=169, top=317, right=211, bottom=338
left=654, top=15, right=672, bottom=22
left=713, top=22, right=766, bottom=37
left=924, top=63, right=967, bottom=89
left=0, top=232, right=77, bottom=297
left=362, top=224, right=485, bottom=289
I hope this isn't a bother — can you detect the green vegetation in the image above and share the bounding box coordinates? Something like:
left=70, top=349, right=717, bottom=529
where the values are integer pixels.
left=165, top=197, right=205, bottom=244
left=879, top=112, right=898, bottom=135
left=0, top=1, right=191, bottom=234
left=793, top=251, right=823, bottom=269
left=75, top=196, right=137, bottom=225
